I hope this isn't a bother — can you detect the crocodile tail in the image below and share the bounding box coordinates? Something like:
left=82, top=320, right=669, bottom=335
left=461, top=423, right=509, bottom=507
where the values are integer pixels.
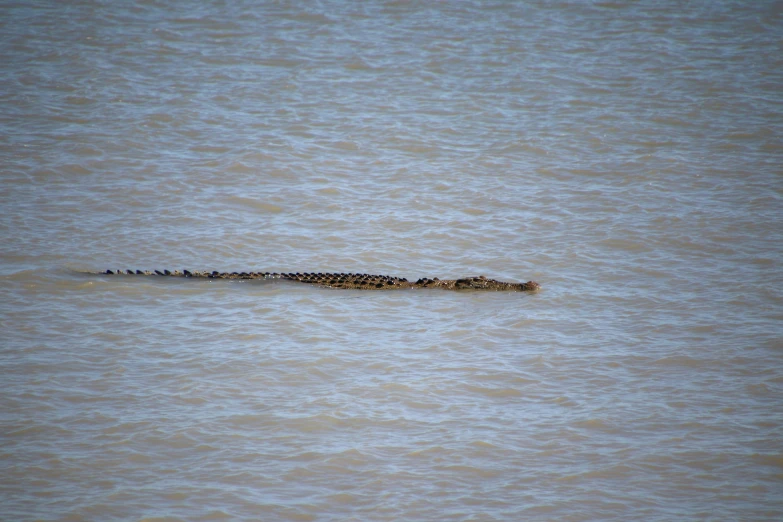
left=103, top=269, right=184, bottom=276
left=102, top=270, right=278, bottom=279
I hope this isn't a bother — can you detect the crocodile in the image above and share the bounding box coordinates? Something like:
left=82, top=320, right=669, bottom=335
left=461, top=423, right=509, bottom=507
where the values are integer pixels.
left=100, top=269, right=541, bottom=292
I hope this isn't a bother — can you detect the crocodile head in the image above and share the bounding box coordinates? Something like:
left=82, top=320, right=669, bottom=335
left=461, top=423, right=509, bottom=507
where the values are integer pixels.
left=454, top=276, right=541, bottom=291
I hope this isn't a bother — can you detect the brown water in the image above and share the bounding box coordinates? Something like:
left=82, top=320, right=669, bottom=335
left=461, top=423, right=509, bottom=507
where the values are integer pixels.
left=2, top=1, right=782, bottom=520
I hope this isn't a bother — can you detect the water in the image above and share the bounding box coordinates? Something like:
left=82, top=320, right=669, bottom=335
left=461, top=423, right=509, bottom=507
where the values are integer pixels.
left=2, top=1, right=782, bottom=520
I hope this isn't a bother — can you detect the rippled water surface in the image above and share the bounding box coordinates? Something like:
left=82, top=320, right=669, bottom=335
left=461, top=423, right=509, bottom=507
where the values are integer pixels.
left=2, top=1, right=782, bottom=520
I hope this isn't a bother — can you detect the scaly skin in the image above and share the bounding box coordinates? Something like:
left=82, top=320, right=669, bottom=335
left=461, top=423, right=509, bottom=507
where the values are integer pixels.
left=100, top=270, right=541, bottom=292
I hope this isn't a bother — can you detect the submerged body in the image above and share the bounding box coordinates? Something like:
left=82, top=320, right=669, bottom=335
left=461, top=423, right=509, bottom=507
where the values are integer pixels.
left=100, top=270, right=541, bottom=292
